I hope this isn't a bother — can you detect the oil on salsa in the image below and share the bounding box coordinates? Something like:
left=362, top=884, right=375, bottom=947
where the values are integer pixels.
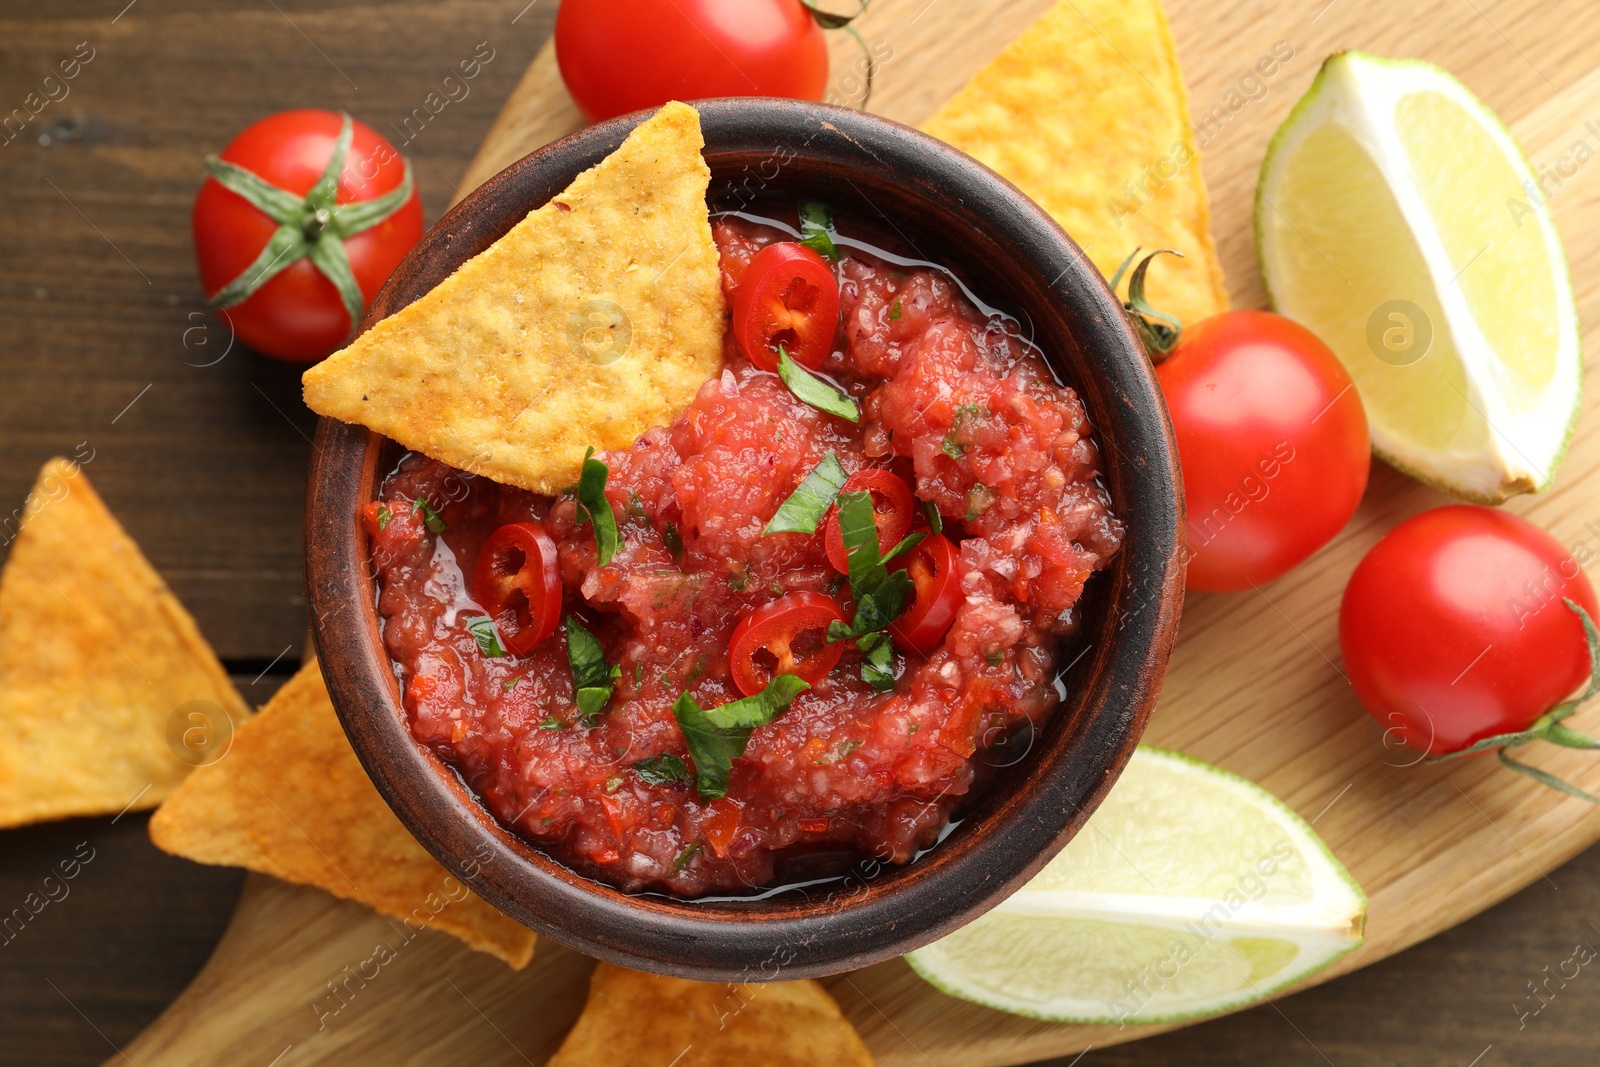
left=365, top=204, right=1123, bottom=895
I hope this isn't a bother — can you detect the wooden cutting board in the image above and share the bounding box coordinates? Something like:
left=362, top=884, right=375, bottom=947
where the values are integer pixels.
left=119, top=2, right=1600, bottom=1064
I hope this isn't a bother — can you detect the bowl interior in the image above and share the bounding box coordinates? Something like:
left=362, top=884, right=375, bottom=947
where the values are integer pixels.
left=306, top=99, right=1183, bottom=980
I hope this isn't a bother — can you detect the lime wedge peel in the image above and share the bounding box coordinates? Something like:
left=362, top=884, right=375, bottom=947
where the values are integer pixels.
left=1255, top=50, right=1581, bottom=503
left=905, top=747, right=1367, bottom=1026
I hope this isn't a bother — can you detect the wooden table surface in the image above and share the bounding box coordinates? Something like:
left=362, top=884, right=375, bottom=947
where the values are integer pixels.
left=3, top=2, right=1599, bottom=1065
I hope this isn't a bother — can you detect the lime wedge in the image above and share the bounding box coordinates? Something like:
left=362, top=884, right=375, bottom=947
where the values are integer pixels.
left=904, top=747, right=1366, bottom=1025
left=1255, top=50, right=1580, bottom=503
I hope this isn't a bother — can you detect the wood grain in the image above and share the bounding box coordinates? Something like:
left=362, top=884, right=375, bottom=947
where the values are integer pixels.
left=87, top=0, right=1600, bottom=1064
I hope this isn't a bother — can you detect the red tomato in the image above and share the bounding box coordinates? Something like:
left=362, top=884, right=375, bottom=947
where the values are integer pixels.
left=890, top=534, right=963, bottom=654
left=733, top=242, right=840, bottom=371
left=729, top=591, right=848, bottom=696
left=473, top=522, right=564, bottom=655
left=193, top=110, right=423, bottom=363
left=555, top=0, right=829, bottom=123
left=824, top=469, right=916, bottom=573
left=1340, top=505, right=1598, bottom=756
left=1159, top=310, right=1370, bottom=592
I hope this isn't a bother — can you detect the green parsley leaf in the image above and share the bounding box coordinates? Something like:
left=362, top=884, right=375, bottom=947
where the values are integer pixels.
left=889, top=300, right=902, bottom=321
left=762, top=451, right=848, bottom=535
left=672, top=675, right=809, bottom=800
left=777, top=346, right=859, bottom=423
left=566, top=616, right=620, bottom=725
left=941, top=404, right=985, bottom=461
left=604, top=776, right=623, bottom=793
left=828, top=490, right=921, bottom=640
left=662, top=522, right=685, bottom=561
left=575, top=447, right=619, bottom=566
left=671, top=842, right=703, bottom=874
left=634, top=753, right=693, bottom=785
left=538, top=715, right=563, bottom=730
left=501, top=675, right=520, bottom=691
left=921, top=499, right=943, bottom=535
left=858, top=630, right=897, bottom=692
left=412, top=497, right=446, bottom=534
left=941, top=433, right=966, bottom=460
left=797, top=200, right=840, bottom=263
left=375, top=504, right=393, bottom=531
left=465, top=616, right=505, bottom=657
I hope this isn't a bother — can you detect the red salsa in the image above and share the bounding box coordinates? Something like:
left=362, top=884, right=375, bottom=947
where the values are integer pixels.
left=366, top=208, right=1123, bottom=895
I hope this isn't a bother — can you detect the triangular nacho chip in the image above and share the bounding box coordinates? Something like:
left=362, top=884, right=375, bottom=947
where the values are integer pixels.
left=148, top=660, right=536, bottom=969
left=922, top=0, right=1228, bottom=326
left=303, top=100, right=725, bottom=494
left=548, top=963, right=874, bottom=1067
left=0, top=458, right=249, bottom=829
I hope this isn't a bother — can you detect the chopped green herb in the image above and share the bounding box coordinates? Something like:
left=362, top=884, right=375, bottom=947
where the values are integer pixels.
left=840, top=739, right=863, bottom=757
left=634, top=753, right=693, bottom=785
left=729, top=567, right=749, bottom=592
left=538, top=715, right=563, bottom=730
left=763, top=450, right=849, bottom=535
left=633, top=660, right=644, bottom=688
left=985, top=648, right=1005, bottom=668
left=966, top=483, right=998, bottom=521
left=672, top=675, right=810, bottom=800
left=889, top=300, right=902, bottom=321
left=603, top=776, right=623, bottom=793
left=375, top=504, right=393, bottom=531
left=501, top=675, right=521, bottom=691
left=412, top=497, right=446, bottom=534
left=662, top=522, right=685, bottom=561
left=826, top=490, right=925, bottom=642
left=858, top=630, right=897, bottom=692
left=575, top=447, right=619, bottom=566
left=777, top=347, right=859, bottom=423
left=565, top=616, right=620, bottom=725
left=797, top=200, right=840, bottom=262
left=465, top=616, right=506, bottom=657
left=671, top=842, right=703, bottom=874
left=625, top=490, right=651, bottom=528
left=921, top=499, right=943, bottom=535
left=941, top=404, right=985, bottom=461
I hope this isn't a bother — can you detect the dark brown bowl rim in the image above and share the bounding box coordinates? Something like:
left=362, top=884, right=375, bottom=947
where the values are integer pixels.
left=305, top=98, right=1184, bottom=981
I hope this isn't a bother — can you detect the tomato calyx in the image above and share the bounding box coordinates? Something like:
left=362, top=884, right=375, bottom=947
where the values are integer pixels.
left=1428, top=598, right=1600, bottom=804
left=1108, top=247, right=1186, bottom=359
left=797, top=0, right=876, bottom=107
left=203, top=112, right=414, bottom=340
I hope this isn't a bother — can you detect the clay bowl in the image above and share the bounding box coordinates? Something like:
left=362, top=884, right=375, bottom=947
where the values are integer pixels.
left=305, top=98, right=1183, bottom=981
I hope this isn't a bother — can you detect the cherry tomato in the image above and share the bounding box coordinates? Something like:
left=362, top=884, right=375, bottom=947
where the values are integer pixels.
left=729, top=591, right=848, bottom=696
left=824, top=469, right=916, bottom=574
left=1340, top=505, right=1598, bottom=756
left=193, top=110, right=423, bottom=363
left=554, top=0, right=829, bottom=123
left=473, top=522, right=564, bottom=655
left=733, top=242, right=840, bottom=371
left=890, top=534, right=963, bottom=654
left=1159, top=310, right=1370, bottom=592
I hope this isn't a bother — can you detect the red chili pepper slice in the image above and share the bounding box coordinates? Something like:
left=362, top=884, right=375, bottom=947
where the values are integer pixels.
left=472, top=521, right=563, bottom=655
left=732, top=241, right=840, bottom=372
left=890, top=534, right=963, bottom=654
left=823, top=468, right=916, bottom=574
left=728, top=590, right=848, bottom=696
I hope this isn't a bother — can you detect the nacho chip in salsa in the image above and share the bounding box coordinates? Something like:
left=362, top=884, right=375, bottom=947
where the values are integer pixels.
left=302, top=100, right=725, bottom=495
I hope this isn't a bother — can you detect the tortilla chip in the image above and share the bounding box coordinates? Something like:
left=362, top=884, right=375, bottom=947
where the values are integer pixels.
left=302, top=100, right=725, bottom=495
left=548, top=963, right=874, bottom=1066
left=0, top=458, right=249, bottom=829
left=922, top=0, right=1228, bottom=326
left=149, top=660, right=536, bottom=969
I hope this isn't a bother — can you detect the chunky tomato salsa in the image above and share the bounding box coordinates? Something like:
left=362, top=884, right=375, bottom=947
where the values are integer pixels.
left=366, top=206, right=1123, bottom=895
